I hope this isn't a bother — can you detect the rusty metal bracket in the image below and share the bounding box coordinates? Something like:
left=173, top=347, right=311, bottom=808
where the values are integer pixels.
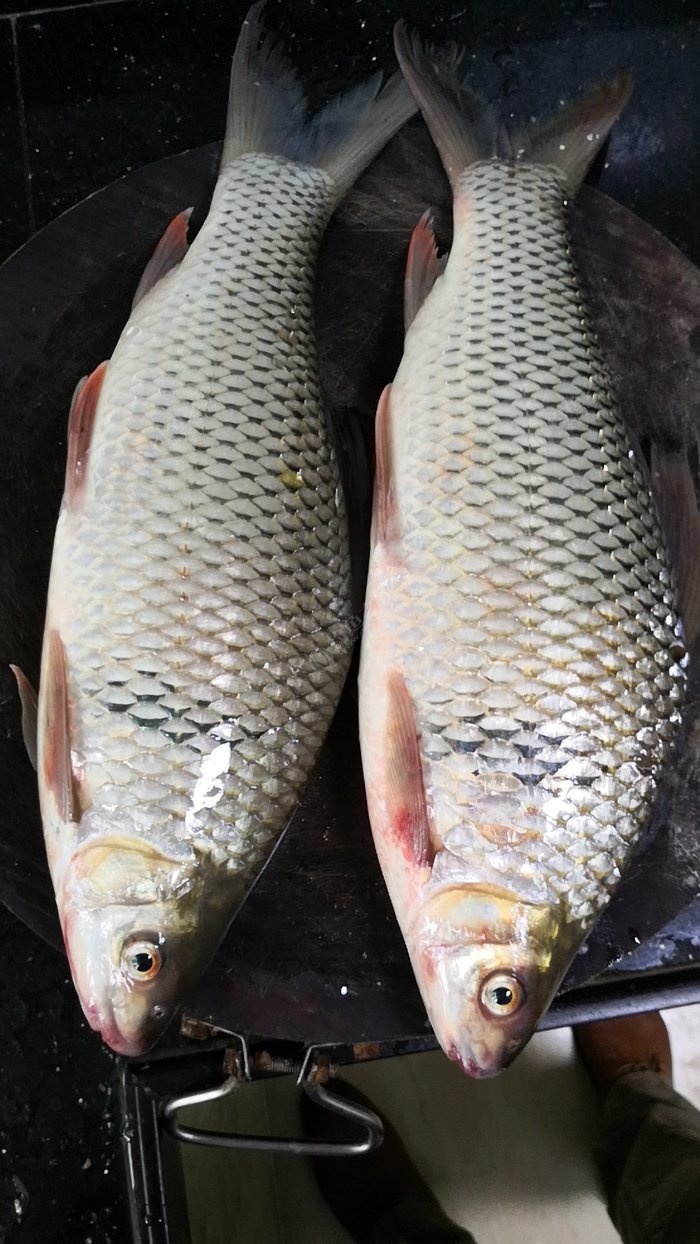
left=161, top=1037, right=384, bottom=1156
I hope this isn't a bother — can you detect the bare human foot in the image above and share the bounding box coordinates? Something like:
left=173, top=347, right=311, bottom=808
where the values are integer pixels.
left=574, top=1011, right=673, bottom=1101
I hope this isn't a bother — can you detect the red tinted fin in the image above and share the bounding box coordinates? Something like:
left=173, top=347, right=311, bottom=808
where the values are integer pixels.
left=132, top=208, right=193, bottom=309
left=9, top=665, right=38, bottom=770
left=405, top=211, right=447, bottom=331
left=374, top=384, right=398, bottom=547
left=385, top=670, right=432, bottom=867
left=42, top=631, right=81, bottom=824
left=65, top=361, right=108, bottom=509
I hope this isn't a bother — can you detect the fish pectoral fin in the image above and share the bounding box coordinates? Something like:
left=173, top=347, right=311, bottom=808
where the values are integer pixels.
left=385, top=670, right=433, bottom=867
left=373, top=384, right=400, bottom=548
left=9, top=665, right=38, bottom=770
left=404, top=210, right=447, bottom=332
left=132, top=208, right=193, bottom=309
left=650, top=442, right=700, bottom=647
left=65, top=360, right=108, bottom=509
left=42, top=630, right=82, bottom=825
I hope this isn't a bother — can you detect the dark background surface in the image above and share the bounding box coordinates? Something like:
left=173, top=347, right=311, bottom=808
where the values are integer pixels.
left=2, top=0, right=700, bottom=1239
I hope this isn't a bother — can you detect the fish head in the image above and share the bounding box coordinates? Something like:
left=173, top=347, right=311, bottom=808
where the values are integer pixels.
left=411, top=885, right=577, bottom=1077
left=59, top=837, right=233, bottom=1056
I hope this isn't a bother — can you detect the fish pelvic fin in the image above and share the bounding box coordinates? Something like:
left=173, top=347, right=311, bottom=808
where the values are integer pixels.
left=223, top=4, right=417, bottom=200
left=385, top=671, right=433, bottom=868
left=41, top=630, right=83, bottom=826
left=394, top=19, right=630, bottom=194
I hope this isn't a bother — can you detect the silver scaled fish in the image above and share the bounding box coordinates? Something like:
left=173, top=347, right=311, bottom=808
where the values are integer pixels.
left=358, top=25, right=685, bottom=1077
left=18, top=5, right=416, bottom=1055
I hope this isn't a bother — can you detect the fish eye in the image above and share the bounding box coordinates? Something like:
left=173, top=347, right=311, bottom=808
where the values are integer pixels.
left=479, top=971, right=526, bottom=1018
left=121, top=935, right=163, bottom=983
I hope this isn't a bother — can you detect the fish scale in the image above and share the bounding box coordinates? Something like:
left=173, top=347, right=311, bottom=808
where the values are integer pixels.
left=387, top=161, right=682, bottom=926
left=45, top=153, right=352, bottom=878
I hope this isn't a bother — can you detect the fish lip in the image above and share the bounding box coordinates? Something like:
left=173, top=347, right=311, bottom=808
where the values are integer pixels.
left=82, top=996, right=161, bottom=1057
left=100, top=1026, right=156, bottom=1058
left=446, top=1044, right=494, bottom=1079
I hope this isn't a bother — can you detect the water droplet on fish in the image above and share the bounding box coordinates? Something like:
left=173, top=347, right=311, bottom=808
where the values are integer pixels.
left=629, top=927, right=642, bottom=946
left=340, top=985, right=348, bottom=995
left=558, top=143, right=566, bottom=151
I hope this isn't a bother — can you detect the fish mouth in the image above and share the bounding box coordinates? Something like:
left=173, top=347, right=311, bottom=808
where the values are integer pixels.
left=446, top=1040, right=521, bottom=1079
left=80, top=993, right=156, bottom=1057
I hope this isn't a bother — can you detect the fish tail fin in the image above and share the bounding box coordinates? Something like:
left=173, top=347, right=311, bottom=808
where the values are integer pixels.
left=393, top=22, right=498, bottom=188
left=393, top=19, right=631, bottom=194
left=526, top=72, right=632, bottom=192
left=223, top=3, right=417, bottom=199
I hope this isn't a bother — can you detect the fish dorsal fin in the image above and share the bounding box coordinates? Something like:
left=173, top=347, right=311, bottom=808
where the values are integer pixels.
left=405, top=211, right=448, bottom=331
left=9, top=665, right=38, bottom=770
left=64, top=361, right=108, bottom=509
left=132, top=208, right=193, bottom=310
left=385, top=671, right=432, bottom=868
left=41, top=630, right=82, bottom=825
left=373, top=384, right=399, bottom=547
left=650, top=443, right=700, bottom=648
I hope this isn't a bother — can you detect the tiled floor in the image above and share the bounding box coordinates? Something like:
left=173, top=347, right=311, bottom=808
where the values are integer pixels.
left=181, top=1003, right=700, bottom=1243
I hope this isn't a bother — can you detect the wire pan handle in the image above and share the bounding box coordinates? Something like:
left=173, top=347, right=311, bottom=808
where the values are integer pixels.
left=162, top=1041, right=384, bottom=1156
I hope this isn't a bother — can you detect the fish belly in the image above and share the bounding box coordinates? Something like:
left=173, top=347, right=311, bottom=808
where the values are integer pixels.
left=41, top=153, right=354, bottom=893
left=361, top=160, right=683, bottom=941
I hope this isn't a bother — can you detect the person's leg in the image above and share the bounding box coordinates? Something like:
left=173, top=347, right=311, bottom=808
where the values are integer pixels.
left=576, top=1011, right=700, bottom=1244
left=301, top=1077, right=477, bottom=1243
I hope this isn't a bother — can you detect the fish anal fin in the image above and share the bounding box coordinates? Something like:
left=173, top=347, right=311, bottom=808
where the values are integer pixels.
left=374, top=384, right=400, bottom=547
left=405, top=210, right=447, bottom=331
left=65, top=360, right=108, bottom=509
left=650, top=443, right=700, bottom=647
left=132, top=207, right=193, bottom=309
left=9, top=665, right=38, bottom=770
left=42, top=631, right=82, bottom=825
left=385, top=671, right=432, bottom=868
